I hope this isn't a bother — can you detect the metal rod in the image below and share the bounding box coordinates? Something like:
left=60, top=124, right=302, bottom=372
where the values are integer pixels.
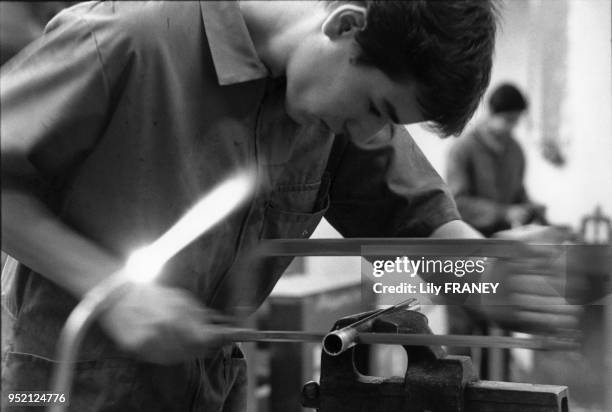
left=222, top=330, right=579, bottom=351
left=355, top=333, right=579, bottom=351
left=224, top=330, right=326, bottom=343
left=255, top=238, right=525, bottom=257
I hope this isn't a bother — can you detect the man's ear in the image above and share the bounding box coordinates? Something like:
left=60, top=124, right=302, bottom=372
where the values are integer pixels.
left=322, top=5, right=367, bottom=39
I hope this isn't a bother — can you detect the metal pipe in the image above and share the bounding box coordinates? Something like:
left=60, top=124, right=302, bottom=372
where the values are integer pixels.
left=219, top=330, right=579, bottom=352
left=322, top=298, right=417, bottom=356
left=353, top=333, right=579, bottom=352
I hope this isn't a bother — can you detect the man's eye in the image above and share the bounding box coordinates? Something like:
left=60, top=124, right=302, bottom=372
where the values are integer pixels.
left=369, top=101, right=382, bottom=117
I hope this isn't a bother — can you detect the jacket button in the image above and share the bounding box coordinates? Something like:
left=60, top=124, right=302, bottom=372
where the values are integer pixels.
left=301, top=230, right=309, bottom=237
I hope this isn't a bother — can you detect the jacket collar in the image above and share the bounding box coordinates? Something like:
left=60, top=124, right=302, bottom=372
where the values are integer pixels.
left=200, top=1, right=269, bottom=85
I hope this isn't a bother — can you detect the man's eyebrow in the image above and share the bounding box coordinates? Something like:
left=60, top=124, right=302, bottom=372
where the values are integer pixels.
left=383, top=98, right=400, bottom=124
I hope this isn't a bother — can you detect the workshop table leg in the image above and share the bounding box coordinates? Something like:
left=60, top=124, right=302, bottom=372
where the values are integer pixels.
left=605, top=294, right=612, bottom=411
left=487, top=325, right=509, bottom=381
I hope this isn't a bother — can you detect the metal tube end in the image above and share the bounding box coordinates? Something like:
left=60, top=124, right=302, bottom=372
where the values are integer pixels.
left=323, top=329, right=357, bottom=356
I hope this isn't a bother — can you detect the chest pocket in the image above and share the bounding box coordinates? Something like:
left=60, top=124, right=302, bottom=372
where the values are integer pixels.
left=261, top=173, right=330, bottom=240
left=210, top=174, right=330, bottom=313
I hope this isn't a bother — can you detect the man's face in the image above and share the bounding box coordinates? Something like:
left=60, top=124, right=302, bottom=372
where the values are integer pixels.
left=283, top=6, right=424, bottom=143
left=487, top=111, right=523, bottom=136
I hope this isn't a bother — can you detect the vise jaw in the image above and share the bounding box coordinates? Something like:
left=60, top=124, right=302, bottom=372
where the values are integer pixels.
left=301, top=309, right=569, bottom=412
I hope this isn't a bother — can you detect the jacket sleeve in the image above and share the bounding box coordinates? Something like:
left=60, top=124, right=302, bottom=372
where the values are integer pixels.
left=325, top=125, right=460, bottom=238
left=1, top=5, right=114, bottom=203
left=1, top=3, right=137, bottom=209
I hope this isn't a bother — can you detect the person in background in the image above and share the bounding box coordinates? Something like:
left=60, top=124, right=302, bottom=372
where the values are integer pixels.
left=445, top=83, right=551, bottom=379
left=446, top=83, right=546, bottom=237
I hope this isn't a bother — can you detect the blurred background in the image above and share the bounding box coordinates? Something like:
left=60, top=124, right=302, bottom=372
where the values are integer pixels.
left=1, top=1, right=610, bottom=411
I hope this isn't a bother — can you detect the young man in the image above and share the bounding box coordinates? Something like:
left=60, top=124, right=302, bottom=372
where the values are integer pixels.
left=447, top=83, right=547, bottom=236
left=1, top=2, right=573, bottom=411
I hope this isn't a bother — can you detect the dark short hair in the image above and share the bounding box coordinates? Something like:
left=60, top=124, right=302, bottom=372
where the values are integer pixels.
left=354, top=0, right=499, bottom=137
left=488, top=83, right=528, bottom=114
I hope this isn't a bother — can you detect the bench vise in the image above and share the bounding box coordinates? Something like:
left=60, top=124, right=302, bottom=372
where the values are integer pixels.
left=301, top=310, right=569, bottom=412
